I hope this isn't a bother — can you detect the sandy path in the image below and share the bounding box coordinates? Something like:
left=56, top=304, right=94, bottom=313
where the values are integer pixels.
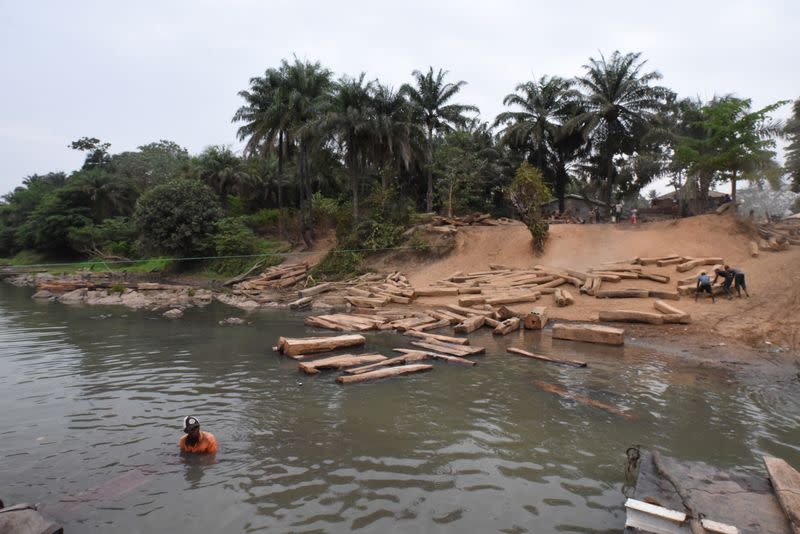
left=379, top=215, right=800, bottom=351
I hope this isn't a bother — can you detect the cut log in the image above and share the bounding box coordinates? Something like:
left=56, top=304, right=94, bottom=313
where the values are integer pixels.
left=445, top=304, right=497, bottom=318
left=599, top=310, right=666, bottom=325
left=493, top=317, right=521, bottom=335
left=345, top=296, right=389, bottom=308
left=345, top=353, right=429, bottom=374
left=716, top=201, right=733, bottom=214
left=483, top=316, right=500, bottom=328
left=485, top=292, right=541, bottom=305
left=595, top=289, right=650, bottom=299
left=552, top=323, right=624, bottom=345
left=532, top=380, right=635, bottom=419
left=304, top=315, right=351, bottom=331
left=298, top=282, right=334, bottom=298
left=676, top=257, right=724, bottom=272
left=523, top=306, right=548, bottom=330
left=554, top=288, right=574, bottom=307
left=409, top=340, right=485, bottom=356
left=507, top=347, right=586, bottom=367
left=638, top=254, right=680, bottom=266
left=457, top=287, right=483, bottom=294
left=386, top=316, right=438, bottom=332
left=653, top=300, right=691, bottom=323
left=277, top=334, right=366, bottom=357
left=764, top=456, right=800, bottom=534
left=403, top=330, right=470, bottom=345
left=336, top=364, right=434, bottom=384
left=749, top=241, right=760, bottom=257
left=415, top=287, right=459, bottom=297
left=417, top=318, right=452, bottom=331
left=648, top=289, right=680, bottom=301
left=637, top=272, right=670, bottom=284
left=594, top=270, right=639, bottom=280
left=393, top=348, right=477, bottom=366
left=435, top=309, right=469, bottom=324
left=299, top=353, right=387, bottom=374
left=288, top=296, right=313, bottom=309
left=656, top=257, right=686, bottom=267
left=454, top=314, right=486, bottom=333
left=495, top=305, right=517, bottom=320
left=458, top=295, right=487, bottom=306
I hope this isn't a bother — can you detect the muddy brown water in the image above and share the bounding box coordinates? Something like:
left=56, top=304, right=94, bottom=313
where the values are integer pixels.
left=1, top=285, right=798, bottom=533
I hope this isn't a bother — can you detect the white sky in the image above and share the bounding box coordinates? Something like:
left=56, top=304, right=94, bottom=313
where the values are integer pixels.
left=1, top=0, right=797, bottom=196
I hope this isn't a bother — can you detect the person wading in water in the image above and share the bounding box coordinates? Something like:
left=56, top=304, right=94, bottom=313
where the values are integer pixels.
left=179, top=416, right=218, bottom=454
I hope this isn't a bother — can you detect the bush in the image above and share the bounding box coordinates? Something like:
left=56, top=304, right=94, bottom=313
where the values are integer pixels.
left=243, top=208, right=280, bottom=233
left=311, top=250, right=365, bottom=280
left=134, top=180, right=223, bottom=256
left=211, top=217, right=260, bottom=256
left=67, top=217, right=138, bottom=258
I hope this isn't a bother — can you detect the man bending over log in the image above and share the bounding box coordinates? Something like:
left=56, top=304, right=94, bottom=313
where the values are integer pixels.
left=179, top=416, right=218, bottom=454
left=695, top=271, right=715, bottom=303
left=724, top=265, right=750, bottom=297
left=713, top=267, right=734, bottom=299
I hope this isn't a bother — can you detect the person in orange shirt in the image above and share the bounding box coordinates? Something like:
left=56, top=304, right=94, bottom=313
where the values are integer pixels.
left=179, top=416, right=218, bottom=454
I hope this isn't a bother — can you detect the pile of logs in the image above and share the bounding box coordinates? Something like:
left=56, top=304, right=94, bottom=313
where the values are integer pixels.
left=272, top=333, right=483, bottom=385
left=755, top=217, right=800, bottom=251
left=233, top=262, right=309, bottom=291
left=429, top=213, right=515, bottom=227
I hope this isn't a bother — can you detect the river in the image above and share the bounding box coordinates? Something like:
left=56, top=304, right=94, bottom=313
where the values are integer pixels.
left=1, top=284, right=798, bottom=533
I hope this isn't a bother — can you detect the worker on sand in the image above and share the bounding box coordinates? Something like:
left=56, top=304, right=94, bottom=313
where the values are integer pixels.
left=713, top=267, right=734, bottom=299
left=695, top=271, right=715, bottom=303
left=724, top=265, right=750, bottom=297
left=179, top=416, right=218, bottom=454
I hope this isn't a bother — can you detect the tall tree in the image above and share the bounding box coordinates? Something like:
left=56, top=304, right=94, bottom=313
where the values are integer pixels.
left=495, top=75, right=582, bottom=212
left=401, top=67, right=478, bottom=212
left=195, top=145, right=249, bottom=202
left=785, top=98, right=800, bottom=192
left=371, top=84, right=415, bottom=190
left=575, top=51, right=669, bottom=205
left=325, top=73, right=376, bottom=221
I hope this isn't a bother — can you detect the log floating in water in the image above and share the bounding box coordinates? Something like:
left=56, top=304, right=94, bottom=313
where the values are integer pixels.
left=403, top=329, right=470, bottom=345
left=345, top=353, right=429, bottom=374
left=277, top=334, right=366, bottom=357
left=409, top=340, right=485, bottom=356
left=493, top=317, right=521, bottom=335
left=532, top=380, right=635, bottom=419
left=394, top=348, right=478, bottom=366
left=507, top=347, right=586, bottom=367
left=599, top=310, right=666, bottom=325
left=336, top=364, right=434, bottom=384
left=454, top=314, right=485, bottom=333
left=763, top=456, right=800, bottom=534
left=552, top=323, right=624, bottom=345
left=299, top=353, right=387, bottom=374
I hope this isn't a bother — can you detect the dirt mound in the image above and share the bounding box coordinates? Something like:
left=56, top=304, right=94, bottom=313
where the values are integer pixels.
left=381, top=215, right=800, bottom=351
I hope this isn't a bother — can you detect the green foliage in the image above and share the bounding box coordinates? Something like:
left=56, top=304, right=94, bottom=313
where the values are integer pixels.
left=0, top=250, right=47, bottom=266
left=527, top=220, right=550, bottom=254
left=210, top=217, right=261, bottom=256
left=134, top=180, right=223, bottom=256
left=506, top=162, right=552, bottom=222
left=785, top=98, right=800, bottom=192
left=243, top=208, right=281, bottom=233
left=311, top=250, right=365, bottom=280
left=110, top=140, right=190, bottom=189
left=67, top=217, right=138, bottom=257
left=311, top=192, right=342, bottom=226
left=110, top=283, right=125, bottom=294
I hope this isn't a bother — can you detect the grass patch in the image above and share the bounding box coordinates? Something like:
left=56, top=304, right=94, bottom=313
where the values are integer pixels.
left=310, top=249, right=366, bottom=281
left=0, top=250, right=48, bottom=266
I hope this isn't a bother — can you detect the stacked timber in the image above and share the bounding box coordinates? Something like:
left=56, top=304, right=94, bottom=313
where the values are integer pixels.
left=756, top=217, right=800, bottom=250
left=235, top=263, right=309, bottom=290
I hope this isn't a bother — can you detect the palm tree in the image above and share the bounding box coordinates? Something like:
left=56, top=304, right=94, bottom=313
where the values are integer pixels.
left=371, top=84, right=415, bottom=190
left=575, top=51, right=669, bottom=205
left=196, top=145, right=249, bottom=202
left=69, top=169, right=137, bottom=221
left=325, top=73, right=376, bottom=221
left=786, top=98, right=800, bottom=192
left=494, top=75, right=582, bottom=212
left=233, top=66, right=292, bottom=237
left=401, top=67, right=478, bottom=212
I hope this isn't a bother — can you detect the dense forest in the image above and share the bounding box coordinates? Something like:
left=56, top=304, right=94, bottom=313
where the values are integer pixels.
left=1, top=50, right=797, bottom=274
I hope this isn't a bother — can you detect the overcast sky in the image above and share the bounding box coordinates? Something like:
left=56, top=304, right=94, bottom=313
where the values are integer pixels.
left=1, top=0, right=797, bottom=196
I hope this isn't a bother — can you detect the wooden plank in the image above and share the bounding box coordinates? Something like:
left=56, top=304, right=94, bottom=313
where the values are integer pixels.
left=299, top=353, right=387, bottom=374
left=410, top=340, right=485, bottom=356
left=336, top=364, right=434, bottom=384
left=507, top=347, right=586, bottom=367
left=552, top=324, right=624, bottom=345
left=403, top=330, right=470, bottom=345
left=393, top=348, right=477, bottom=366
left=764, top=456, right=800, bottom=534
left=278, top=334, right=366, bottom=356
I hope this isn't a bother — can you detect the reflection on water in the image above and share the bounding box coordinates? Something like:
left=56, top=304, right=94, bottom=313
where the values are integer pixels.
left=0, top=284, right=798, bottom=533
